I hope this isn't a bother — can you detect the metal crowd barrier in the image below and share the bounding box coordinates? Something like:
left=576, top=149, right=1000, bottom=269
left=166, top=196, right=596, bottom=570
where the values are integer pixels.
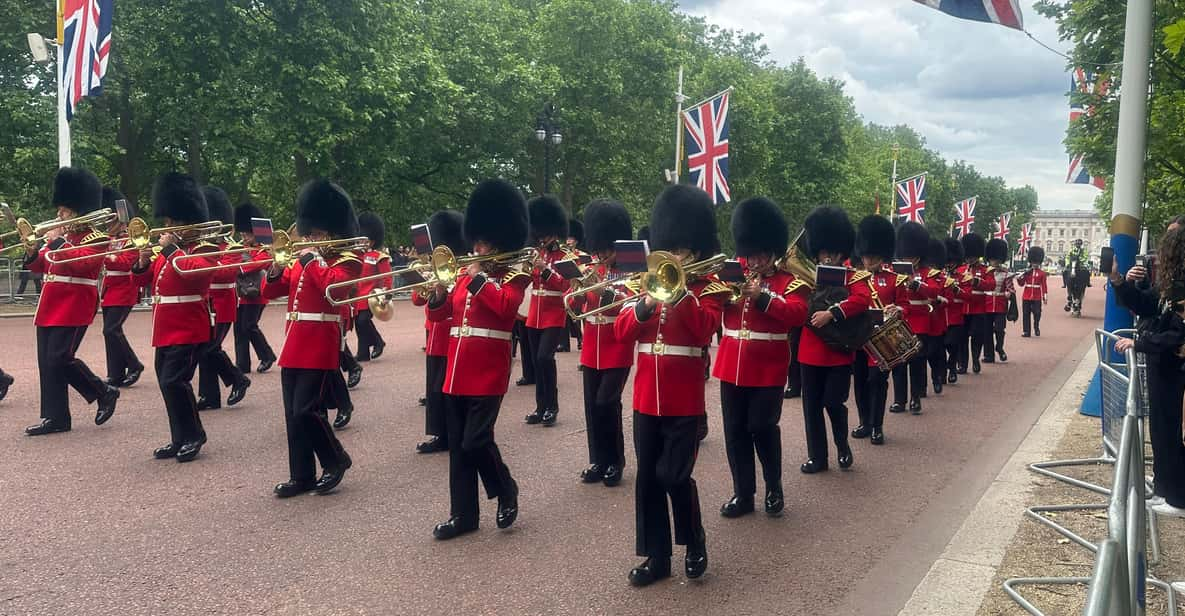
left=1003, top=330, right=1177, bottom=615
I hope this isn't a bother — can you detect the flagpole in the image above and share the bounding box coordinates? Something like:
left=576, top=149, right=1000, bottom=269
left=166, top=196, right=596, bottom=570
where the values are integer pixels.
left=673, top=65, right=685, bottom=184
left=888, top=143, right=900, bottom=219
left=55, top=0, right=70, bottom=167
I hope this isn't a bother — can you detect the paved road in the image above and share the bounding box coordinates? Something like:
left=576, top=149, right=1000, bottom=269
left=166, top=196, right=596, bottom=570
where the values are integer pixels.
left=0, top=285, right=1104, bottom=615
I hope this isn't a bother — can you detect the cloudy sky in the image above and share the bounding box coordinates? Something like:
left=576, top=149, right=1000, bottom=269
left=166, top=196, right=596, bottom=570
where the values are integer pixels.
left=677, top=0, right=1099, bottom=211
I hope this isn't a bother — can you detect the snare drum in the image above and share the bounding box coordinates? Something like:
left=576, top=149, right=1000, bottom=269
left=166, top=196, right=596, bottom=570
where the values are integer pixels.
left=863, top=315, right=922, bottom=372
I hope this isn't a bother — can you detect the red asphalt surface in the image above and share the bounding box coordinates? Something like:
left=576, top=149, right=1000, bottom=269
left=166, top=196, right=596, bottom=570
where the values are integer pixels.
left=0, top=286, right=1104, bottom=615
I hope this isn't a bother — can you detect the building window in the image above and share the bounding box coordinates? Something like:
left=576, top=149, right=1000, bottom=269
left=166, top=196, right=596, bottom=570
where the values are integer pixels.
left=1059, top=241, right=1065, bottom=252
left=1060, top=229, right=1065, bottom=237
left=1071, top=229, right=1077, bottom=238
left=1046, top=240, right=1053, bottom=250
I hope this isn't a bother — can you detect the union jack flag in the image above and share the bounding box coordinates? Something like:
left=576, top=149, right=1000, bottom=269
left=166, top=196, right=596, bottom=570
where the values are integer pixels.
left=683, top=89, right=731, bottom=205
left=952, top=197, right=976, bottom=238
left=993, top=212, right=1012, bottom=240
left=1015, top=222, right=1033, bottom=258
left=912, top=0, right=1023, bottom=30
left=1067, top=154, right=1106, bottom=190
left=60, top=0, right=114, bottom=120
left=1066, top=69, right=1107, bottom=190
left=895, top=174, right=927, bottom=224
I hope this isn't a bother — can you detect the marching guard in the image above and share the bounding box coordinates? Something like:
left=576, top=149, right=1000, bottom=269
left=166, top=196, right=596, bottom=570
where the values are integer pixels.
left=268, top=179, right=362, bottom=496
left=24, top=167, right=120, bottom=436
left=943, top=238, right=968, bottom=384
left=925, top=238, right=952, bottom=395
left=196, top=186, right=252, bottom=411
left=352, top=212, right=391, bottom=362
left=959, top=233, right=995, bottom=374
left=100, top=186, right=146, bottom=388
left=851, top=215, right=905, bottom=444
left=715, top=197, right=806, bottom=518
left=890, top=222, right=939, bottom=415
left=983, top=238, right=1012, bottom=363
left=615, top=185, right=727, bottom=586
left=427, top=179, right=530, bottom=540
left=523, top=195, right=570, bottom=427
left=232, top=202, right=277, bottom=373
left=1019, top=246, right=1048, bottom=337
left=567, top=199, right=635, bottom=487
left=561, top=216, right=585, bottom=353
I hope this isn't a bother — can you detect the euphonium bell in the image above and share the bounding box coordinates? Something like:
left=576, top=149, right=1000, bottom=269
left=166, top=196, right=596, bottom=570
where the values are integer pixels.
left=780, top=229, right=816, bottom=288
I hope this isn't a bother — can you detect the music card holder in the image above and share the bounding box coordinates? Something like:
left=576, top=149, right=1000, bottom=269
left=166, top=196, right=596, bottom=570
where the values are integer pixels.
left=578, top=253, right=593, bottom=265
left=410, top=224, right=432, bottom=256
left=552, top=259, right=583, bottom=280
left=868, top=307, right=885, bottom=326
left=718, top=260, right=745, bottom=284
left=0, top=203, right=15, bottom=227
left=398, top=268, right=428, bottom=287
left=891, top=261, right=915, bottom=276
left=114, top=199, right=130, bottom=224
left=250, top=218, right=274, bottom=246
left=614, top=240, right=649, bottom=274
left=816, top=264, right=848, bottom=288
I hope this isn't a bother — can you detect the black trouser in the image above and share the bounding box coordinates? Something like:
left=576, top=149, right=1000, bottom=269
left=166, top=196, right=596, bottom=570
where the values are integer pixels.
left=527, top=326, right=564, bottom=412
left=425, top=355, right=447, bottom=438
left=786, top=327, right=802, bottom=391
left=354, top=309, right=384, bottom=360
left=720, top=382, right=783, bottom=499
left=325, top=368, right=351, bottom=411
left=926, top=333, right=946, bottom=387
left=281, top=368, right=349, bottom=482
left=1145, top=361, right=1185, bottom=507
left=102, top=305, right=142, bottom=381
left=857, top=360, right=890, bottom=430
left=156, top=344, right=204, bottom=446
left=567, top=316, right=582, bottom=346
left=633, top=411, right=703, bottom=558
left=967, top=313, right=988, bottom=365
left=17, top=270, right=42, bottom=295
left=37, top=325, right=105, bottom=425
left=892, top=346, right=927, bottom=404
left=1022, top=300, right=1042, bottom=335
left=583, top=366, right=630, bottom=467
left=341, top=346, right=360, bottom=375
left=986, top=313, right=1005, bottom=359
left=445, top=394, right=516, bottom=525
left=800, top=363, right=851, bottom=462
left=945, top=323, right=967, bottom=373
left=234, top=304, right=275, bottom=372
left=198, top=322, right=244, bottom=404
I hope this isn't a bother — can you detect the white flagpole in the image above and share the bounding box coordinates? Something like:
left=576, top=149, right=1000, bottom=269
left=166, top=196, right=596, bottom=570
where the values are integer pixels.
left=888, top=143, right=900, bottom=219
left=673, top=66, right=685, bottom=184
left=56, top=40, right=70, bottom=167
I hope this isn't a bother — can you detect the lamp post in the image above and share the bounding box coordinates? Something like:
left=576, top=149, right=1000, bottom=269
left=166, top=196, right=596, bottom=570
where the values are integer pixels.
left=26, top=32, right=68, bottom=167
left=534, top=103, right=562, bottom=194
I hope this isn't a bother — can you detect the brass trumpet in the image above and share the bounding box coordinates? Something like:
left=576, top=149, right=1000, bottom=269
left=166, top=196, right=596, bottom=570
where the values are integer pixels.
left=1, top=208, right=118, bottom=254
left=45, top=218, right=233, bottom=264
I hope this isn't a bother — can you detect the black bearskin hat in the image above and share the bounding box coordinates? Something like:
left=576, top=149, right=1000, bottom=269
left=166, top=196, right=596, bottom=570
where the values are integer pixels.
left=52, top=167, right=102, bottom=215
left=731, top=197, right=789, bottom=258
left=895, top=221, right=930, bottom=260
left=855, top=215, right=896, bottom=261
left=101, top=186, right=137, bottom=221
left=985, top=238, right=1009, bottom=262
left=637, top=226, right=650, bottom=242
left=234, top=202, right=264, bottom=233
left=944, top=237, right=964, bottom=264
left=649, top=184, right=717, bottom=258
left=295, top=179, right=358, bottom=238
left=202, top=186, right=233, bottom=225
left=358, top=212, right=386, bottom=249
left=1028, top=245, right=1045, bottom=264
left=583, top=199, right=632, bottom=253
left=961, top=232, right=986, bottom=259
left=925, top=238, right=947, bottom=268
left=151, top=172, right=208, bottom=224
left=428, top=209, right=468, bottom=256
left=527, top=195, right=568, bottom=242
left=803, top=205, right=854, bottom=259
left=568, top=218, right=584, bottom=246
left=464, top=179, right=528, bottom=253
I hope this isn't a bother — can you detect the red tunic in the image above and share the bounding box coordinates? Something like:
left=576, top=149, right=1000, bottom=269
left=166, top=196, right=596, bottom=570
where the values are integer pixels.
left=207, top=242, right=240, bottom=324
left=615, top=278, right=728, bottom=416
left=962, top=263, right=996, bottom=314
left=1018, top=268, right=1048, bottom=302
left=27, top=229, right=107, bottom=327
left=567, top=263, right=637, bottom=370
left=897, top=267, right=941, bottom=336
left=797, top=269, right=874, bottom=367
left=275, top=252, right=363, bottom=371
left=428, top=268, right=532, bottom=397
left=353, top=250, right=392, bottom=312
left=713, top=269, right=808, bottom=387
left=984, top=267, right=1014, bottom=313
left=145, top=244, right=217, bottom=347
left=927, top=269, right=951, bottom=335
left=526, top=247, right=572, bottom=329
left=946, top=266, right=969, bottom=326
left=413, top=288, right=450, bottom=357
left=100, top=241, right=146, bottom=308
left=236, top=247, right=272, bottom=306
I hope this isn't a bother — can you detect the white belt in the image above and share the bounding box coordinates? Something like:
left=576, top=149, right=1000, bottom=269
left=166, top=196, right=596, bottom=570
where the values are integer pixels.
left=586, top=316, right=612, bottom=326
left=533, top=290, right=564, bottom=297
left=103, top=271, right=131, bottom=277
left=953, top=299, right=965, bottom=303
left=638, top=342, right=701, bottom=357
left=985, top=291, right=1005, bottom=296
left=722, top=327, right=787, bottom=342
left=287, top=312, right=341, bottom=323
left=1024, top=284, right=1042, bottom=289
left=209, top=283, right=236, bottom=290
left=153, top=294, right=203, bottom=305
left=908, top=300, right=930, bottom=305
left=45, top=274, right=99, bottom=287
left=450, top=326, right=512, bottom=340
left=971, top=291, right=987, bottom=295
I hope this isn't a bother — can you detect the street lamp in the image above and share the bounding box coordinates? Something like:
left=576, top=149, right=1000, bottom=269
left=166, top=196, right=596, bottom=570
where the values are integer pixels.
left=27, top=31, right=69, bottom=167
left=534, top=103, right=562, bottom=194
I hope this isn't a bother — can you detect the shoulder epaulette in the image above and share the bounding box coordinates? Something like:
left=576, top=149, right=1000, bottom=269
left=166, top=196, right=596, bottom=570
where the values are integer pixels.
left=927, top=269, right=942, bottom=279
left=193, top=241, right=219, bottom=252
left=376, top=250, right=391, bottom=261
left=81, top=230, right=109, bottom=245
left=787, top=279, right=811, bottom=294
left=502, top=270, right=530, bottom=285
left=699, top=281, right=732, bottom=297
left=226, top=239, right=243, bottom=249
left=944, top=277, right=957, bottom=287
left=850, top=270, right=871, bottom=283
left=895, top=274, right=910, bottom=286
left=333, top=254, right=362, bottom=266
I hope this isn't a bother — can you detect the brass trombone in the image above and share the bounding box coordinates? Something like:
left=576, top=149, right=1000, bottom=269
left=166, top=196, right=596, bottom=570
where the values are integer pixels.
left=323, top=258, right=434, bottom=321
left=44, top=218, right=234, bottom=264
left=170, top=229, right=369, bottom=275
left=1, top=209, right=118, bottom=254
left=567, top=251, right=728, bottom=321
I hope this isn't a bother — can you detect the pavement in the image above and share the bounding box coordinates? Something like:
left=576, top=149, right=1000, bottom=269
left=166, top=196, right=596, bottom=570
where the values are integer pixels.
left=0, top=287, right=1104, bottom=616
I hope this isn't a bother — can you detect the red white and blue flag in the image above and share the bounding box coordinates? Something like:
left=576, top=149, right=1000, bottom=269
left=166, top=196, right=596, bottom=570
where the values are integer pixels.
left=952, top=197, right=976, bottom=238
left=895, top=173, right=927, bottom=224
left=60, top=0, right=114, bottom=120
left=683, top=89, right=731, bottom=205
left=1016, top=223, right=1033, bottom=258
left=993, top=212, right=1012, bottom=241
left=1066, top=69, right=1107, bottom=190
left=1067, top=154, right=1106, bottom=190
left=912, top=0, right=1023, bottom=30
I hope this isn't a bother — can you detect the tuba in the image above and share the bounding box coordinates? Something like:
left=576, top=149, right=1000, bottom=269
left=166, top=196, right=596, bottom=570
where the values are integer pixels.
left=783, top=229, right=873, bottom=353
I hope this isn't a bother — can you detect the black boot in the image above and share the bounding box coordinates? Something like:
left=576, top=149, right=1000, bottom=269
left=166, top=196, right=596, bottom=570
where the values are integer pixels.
left=972, top=358, right=981, bottom=374
left=764, top=486, right=785, bottom=516
left=800, top=458, right=828, bottom=474
left=580, top=464, right=605, bottom=483
left=932, top=380, right=943, bottom=395
left=628, top=557, right=672, bottom=587
left=95, top=385, right=119, bottom=425
left=948, top=368, right=958, bottom=384
left=870, top=428, right=884, bottom=445
left=540, top=408, right=558, bottom=427
left=524, top=409, right=544, bottom=425
left=889, top=402, right=906, bottom=414
left=25, top=418, right=70, bottom=436
left=837, top=445, right=853, bottom=469
left=416, top=435, right=448, bottom=454
left=346, top=365, right=363, bottom=389
left=719, top=495, right=755, bottom=518
left=226, top=377, right=251, bottom=406
left=909, top=398, right=922, bottom=415
left=333, top=404, right=353, bottom=429
left=685, top=531, right=708, bottom=579
left=496, top=479, right=519, bottom=529
left=851, top=425, right=871, bottom=439
left=602, top=465, right=624, bottom=487
left=997, top=349, right=1007, bottom=362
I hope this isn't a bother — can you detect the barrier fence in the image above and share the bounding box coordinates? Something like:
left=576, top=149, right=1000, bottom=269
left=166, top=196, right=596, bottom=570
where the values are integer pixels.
left=1003, top=329, right=1178, bottom=615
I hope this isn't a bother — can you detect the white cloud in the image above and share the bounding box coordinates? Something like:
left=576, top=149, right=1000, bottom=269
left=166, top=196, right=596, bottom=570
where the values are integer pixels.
left=679, top=0, right=1100, bottom=211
